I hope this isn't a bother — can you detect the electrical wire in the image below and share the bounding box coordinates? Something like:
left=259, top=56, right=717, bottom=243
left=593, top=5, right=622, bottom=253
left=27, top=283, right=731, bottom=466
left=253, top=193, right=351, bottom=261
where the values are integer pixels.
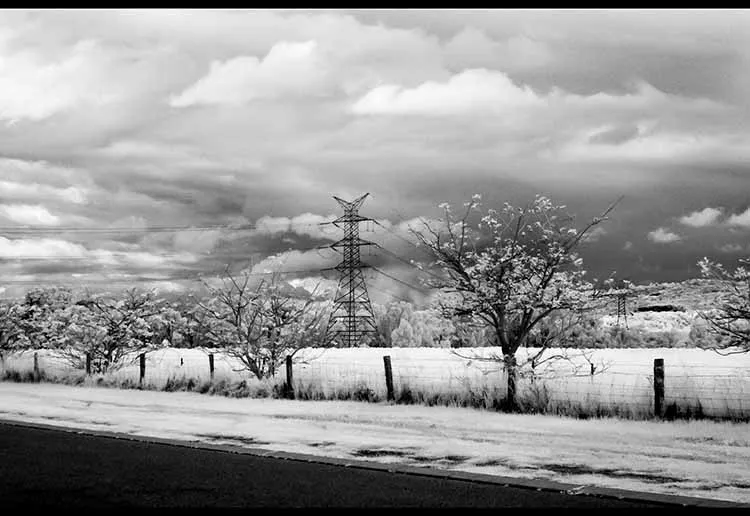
left=0, top=220, right=333, bottom=234
left=370, top=266, right=434, bottom=294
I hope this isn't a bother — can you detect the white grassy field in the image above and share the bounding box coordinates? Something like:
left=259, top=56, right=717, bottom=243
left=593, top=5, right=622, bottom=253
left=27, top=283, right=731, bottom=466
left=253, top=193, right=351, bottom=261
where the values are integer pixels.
left=4, top=346, right=749, bottom=418
left=0, top=382, right=748, bottom=503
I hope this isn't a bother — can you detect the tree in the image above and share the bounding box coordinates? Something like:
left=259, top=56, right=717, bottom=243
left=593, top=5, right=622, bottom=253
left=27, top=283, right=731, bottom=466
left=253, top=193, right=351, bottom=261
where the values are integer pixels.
left=410, top=309, right=455, bottom=347
left=0, top=301, right=28, bottom=356
left=172, top=295, right=220, bottom=348
left=372, top=301, right=414, bottom=347
left=391, top=318, right=416, bottom=347
left=198, top=269, right=329, bottom=380
left=13, top=287, right=74, bottom=350
left=696, top=257, right=750, bottom=353
left=411, top=194, right=616, bottom=409
left=55, top=288, right=167, bottom=373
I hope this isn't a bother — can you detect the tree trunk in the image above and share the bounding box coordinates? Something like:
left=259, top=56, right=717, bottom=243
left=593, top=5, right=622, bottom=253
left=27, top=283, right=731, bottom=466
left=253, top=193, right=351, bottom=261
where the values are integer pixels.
left=504, top=353, right=518, bottom=412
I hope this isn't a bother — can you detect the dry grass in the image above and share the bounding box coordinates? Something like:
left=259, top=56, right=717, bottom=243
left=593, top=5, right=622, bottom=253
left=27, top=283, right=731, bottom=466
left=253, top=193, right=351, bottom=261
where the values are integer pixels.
left=2, top=347, right=749, bottom=422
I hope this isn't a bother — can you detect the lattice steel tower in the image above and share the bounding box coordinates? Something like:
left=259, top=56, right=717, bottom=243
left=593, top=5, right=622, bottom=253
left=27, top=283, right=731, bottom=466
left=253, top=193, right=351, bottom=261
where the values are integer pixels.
left=616, top=293, right=629, bottom=329
left=613, top=280, right=631, bottom=330
left=325, top=193, right=377, bottom=347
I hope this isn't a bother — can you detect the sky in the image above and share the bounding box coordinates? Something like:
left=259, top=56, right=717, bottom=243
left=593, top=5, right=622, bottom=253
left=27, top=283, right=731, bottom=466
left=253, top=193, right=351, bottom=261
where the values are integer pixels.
left=0, top=9, right=749, bottom=302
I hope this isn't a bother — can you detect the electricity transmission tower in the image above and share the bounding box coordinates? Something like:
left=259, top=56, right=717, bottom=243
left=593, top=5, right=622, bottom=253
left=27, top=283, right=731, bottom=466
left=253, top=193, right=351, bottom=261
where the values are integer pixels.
left=324, top=193, right=377, bottom=347
left=616, top=293, right=629, bottom=329
left=612, top=280, right=632, bottom=330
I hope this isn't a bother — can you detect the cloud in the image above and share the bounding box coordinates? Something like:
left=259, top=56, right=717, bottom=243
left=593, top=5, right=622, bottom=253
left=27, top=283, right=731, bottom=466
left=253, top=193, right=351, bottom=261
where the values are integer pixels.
left=0, top=180, right=88, bottom=205
left=443, top=28, right=552, bottom=72
left=0, top=235, right=198, bottom=284
left=0, top=236, right=86, bottom=258
left=250, top=248, right=337, bottom=275
left=0, top=11, right=749, bottom=291
left=647, top=227, right=682, bottom=244
left=169, top=40, right=330, bottom=107
left=718, top=243, right=743, bottom=253
left=255, top=213, right=338, bottom=241
left=555, top=129, right=737, bottom=164
left=348, top=70, right=737, bottom=167
left=173, top=229, right=223, bottom=254
left=587, top=124, right=641, bottom=145
left=351, top=68, right=541, bottom=116
left=623, top=241, right=634, bottom=251
left=0, top=204, right=60, bottom=226
left=726, top=207, right=750, bottom=228
left=581, top=226, right=607, bottom=243
left=0, top=38, right=122, bottom=122
left=679, top=206, right=723, bottom=227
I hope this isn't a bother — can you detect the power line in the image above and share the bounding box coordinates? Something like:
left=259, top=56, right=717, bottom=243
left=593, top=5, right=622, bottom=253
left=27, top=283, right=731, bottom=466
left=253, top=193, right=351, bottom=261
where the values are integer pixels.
left=0, top=221, right=334, bottom=234
left=373, top=244, right=445, bottom=284
left=366, top=276, right=416, bottom=304
left=0, top=243, right=337, bottom=261
left=370, top=266, right=434, bottom=294
left=373, top=220, right=423, bottom=250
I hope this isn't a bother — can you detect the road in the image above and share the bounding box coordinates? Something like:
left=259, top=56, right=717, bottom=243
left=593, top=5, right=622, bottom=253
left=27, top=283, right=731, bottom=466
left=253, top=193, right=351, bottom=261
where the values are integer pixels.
left=0, top=421, right=693, bottom=507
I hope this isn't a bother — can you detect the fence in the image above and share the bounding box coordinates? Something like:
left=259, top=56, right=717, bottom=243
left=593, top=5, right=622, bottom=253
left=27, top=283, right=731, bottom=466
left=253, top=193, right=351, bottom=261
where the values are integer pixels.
left=2, top=347, right=749, bottom=420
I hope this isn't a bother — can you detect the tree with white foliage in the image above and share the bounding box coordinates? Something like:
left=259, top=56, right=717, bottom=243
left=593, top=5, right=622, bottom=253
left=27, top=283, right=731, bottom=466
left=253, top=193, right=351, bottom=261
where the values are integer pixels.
left=372, top=301, right=414, bottom=347
left=696, top=257, right=750, bottom=354
left=12, top=287, right=74, bottom=350
left=412, top=194, right=617, bottom=409
left=0, top=301, right=28, bottom=357
left=55, top=288, right=168, bottom=374
left=390, top=318, right=416, bottom=347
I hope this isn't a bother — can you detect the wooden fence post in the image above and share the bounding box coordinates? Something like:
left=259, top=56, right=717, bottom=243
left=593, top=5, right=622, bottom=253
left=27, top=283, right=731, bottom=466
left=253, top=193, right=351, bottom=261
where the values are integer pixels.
left=209, top=353, right=215, bottom=381
left=383, top=355, right=395, bottom=402
left=654, top=358, right=665, bottom=418
left=139, top=353, right=146, bottom=386
left=86, top=353, right=92, bottom=375
left=285, top=355, right=294, bottom=399
left=33, top=352, right=39, bottom=380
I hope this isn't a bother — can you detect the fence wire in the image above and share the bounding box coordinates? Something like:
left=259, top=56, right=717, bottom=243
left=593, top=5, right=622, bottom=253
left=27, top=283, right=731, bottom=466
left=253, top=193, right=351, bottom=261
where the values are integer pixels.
left=2, top=347, right=750, bottom=418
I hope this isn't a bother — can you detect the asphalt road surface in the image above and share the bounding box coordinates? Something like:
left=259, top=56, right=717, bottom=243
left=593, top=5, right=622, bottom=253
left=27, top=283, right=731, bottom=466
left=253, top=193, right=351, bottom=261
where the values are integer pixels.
left=0, top=422, right=675, bottom=507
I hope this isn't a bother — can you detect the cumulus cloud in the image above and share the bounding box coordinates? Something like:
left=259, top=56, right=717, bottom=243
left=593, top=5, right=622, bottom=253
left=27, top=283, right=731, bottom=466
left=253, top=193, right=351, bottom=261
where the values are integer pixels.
left=0, top=180, right=88, bottom=205
left=0, top=204, right=60, bottom=226
left=0, top=236, right=86, bottom=258
left=555, top=129, right=734, bottom=163
left=255, top=213, right=338, bottom=241
left=718, top=243, right=743, bottom=253
left=726, top=207, right=750, bottom=228
left=169, top=40, right=330, bottom=107
left=0, top=11, right=748, bottom=291
left=0, top=38, right=120, bottom=122
left=0, top=235, right=198, bottom=281
left=349, top=70, right=737, bottom=166
left=647, top=227, right=682, bottom=244
left=581, top=226, right=607, bottom=243
left=351, top=68, right=541, bottom=116
left=679, top=206, right=723, bottom=227
left=443, top=27, right=552, bottom=72
left=250, top=248, right=337, bottom=275
left=173, top=229, right=223, bottom=254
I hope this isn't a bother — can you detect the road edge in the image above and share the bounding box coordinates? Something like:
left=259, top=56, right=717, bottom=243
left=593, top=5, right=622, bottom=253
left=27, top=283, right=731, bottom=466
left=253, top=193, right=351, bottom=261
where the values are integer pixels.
left=1, top=417, right=746, bottom=508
